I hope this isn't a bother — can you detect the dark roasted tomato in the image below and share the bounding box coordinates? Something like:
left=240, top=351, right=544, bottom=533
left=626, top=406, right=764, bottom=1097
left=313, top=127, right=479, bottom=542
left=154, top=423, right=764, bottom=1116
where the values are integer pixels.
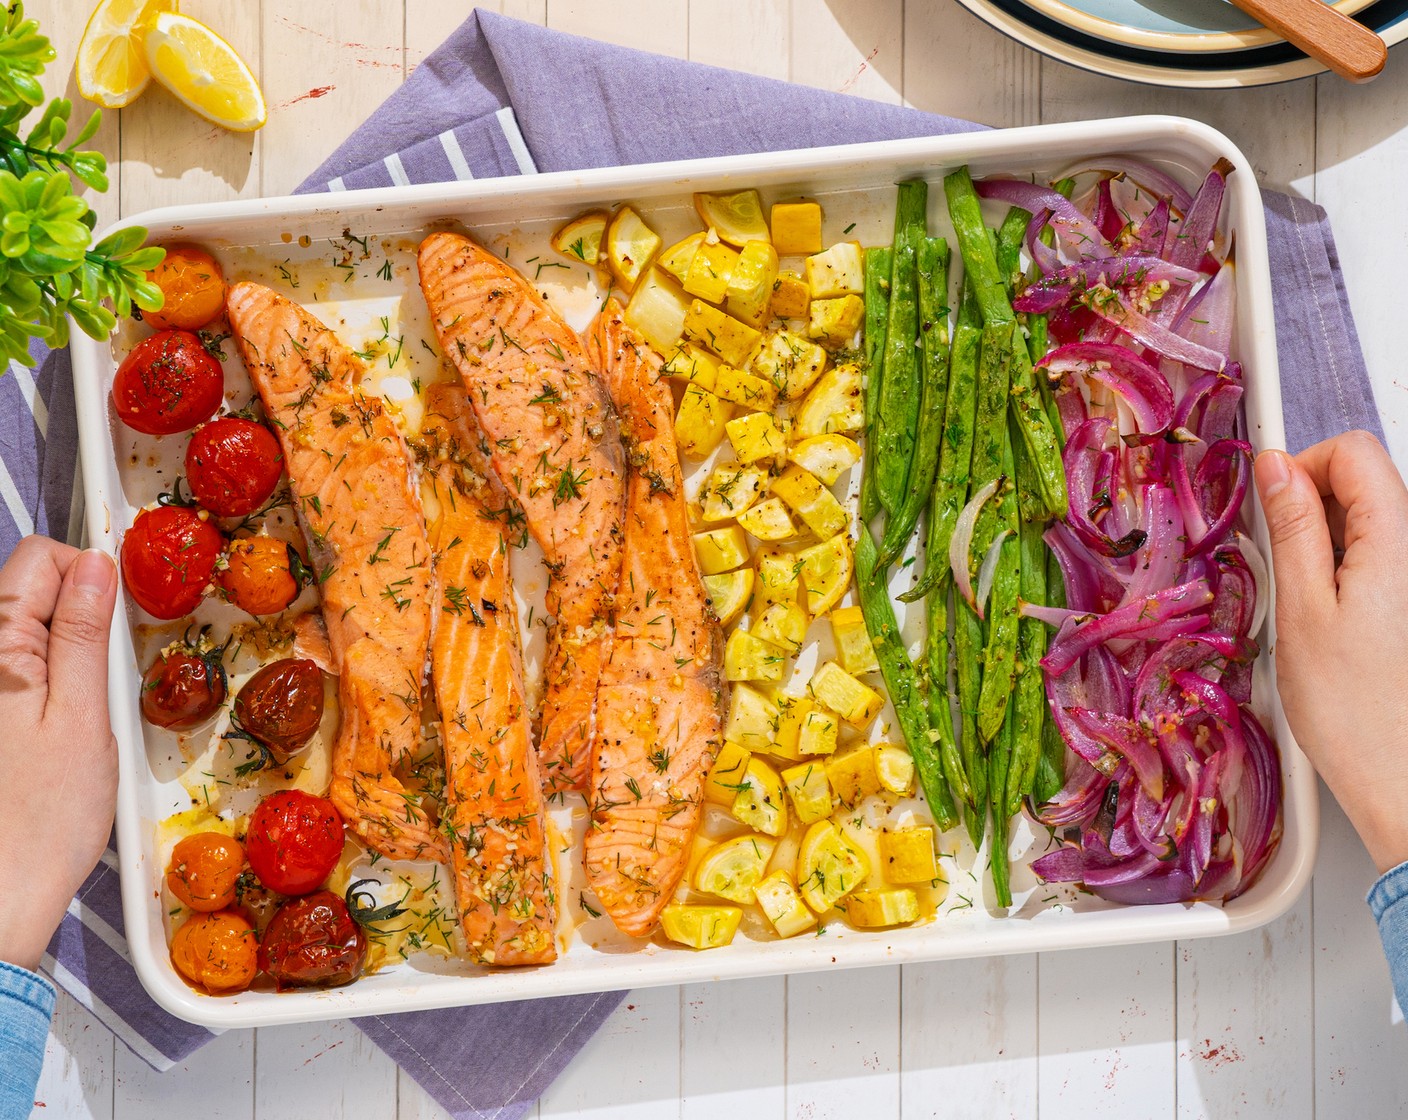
left=233, top=658, right=324, bottom=757
left=166, top=833, right=246, bottom=912
left=143, top=244, right=227, bottom=332
left=112, top=330, right=225, bottom=436
left=184, top=417, right=284, bottom=517
left=121, top=505, right=225, bottom=619
left=218, top=537, right=300, bottom=615
left=258, top=890, right=367, bottom=990
left=245, top=790, right=343, bottom=896
left=141, top=642, right=227, bottom=729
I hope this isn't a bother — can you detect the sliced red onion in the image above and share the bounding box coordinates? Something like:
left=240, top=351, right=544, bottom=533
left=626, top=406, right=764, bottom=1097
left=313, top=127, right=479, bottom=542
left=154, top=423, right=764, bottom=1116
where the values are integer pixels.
left=1087, top=288, right=1227, bottom=373
left=977, top=177, right=1113, bottom=260
left=1068, top=708, right=1165, bottom=800
left=1094, top=177, right=1122, bottom=242
left=1164, top=159, right=1231, bottom=270
left=1234, top=531, right=1269, bottom=637
left=1042, top=581, right=1215, bottom=676
left=1025, top=209, right=1061, bottom=276
left=1185, top=440, right=1253, bottom=556
left=975, top=529, right=1011, bottom=619
left=1055, top=160, right=1195, bottom=215
left=1015, top=254, right=1202, bottom=315
left=1172, top=256, right=1236, bottom=361
left=950, top=477, right=1001, bottom=612
left=1131, top=198, right=1169, bottom=255
left=1039, top=342, right=1176, bottom=438
left=1225, top=712, right=1283, bottom=898
left=1063, top=418, right=1149, bottom=558
left=1108, top=174, right=1158, bottom=239
left=1032, top=844, right=1087, bottom=883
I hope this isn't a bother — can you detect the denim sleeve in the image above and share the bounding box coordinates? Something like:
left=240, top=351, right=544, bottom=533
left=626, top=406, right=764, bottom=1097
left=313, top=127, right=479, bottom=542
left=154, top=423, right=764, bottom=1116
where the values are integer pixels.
left=0, top=960, right=55, bottom=1120
left=1367, top=861, right=1408, bottom=1011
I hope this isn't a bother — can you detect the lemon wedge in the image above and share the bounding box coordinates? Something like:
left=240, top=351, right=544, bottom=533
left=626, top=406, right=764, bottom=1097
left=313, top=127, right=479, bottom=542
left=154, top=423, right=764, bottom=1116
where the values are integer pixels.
left=143, top=11, right=266, bottom=132
left=75, top=0, right=176, bottom=109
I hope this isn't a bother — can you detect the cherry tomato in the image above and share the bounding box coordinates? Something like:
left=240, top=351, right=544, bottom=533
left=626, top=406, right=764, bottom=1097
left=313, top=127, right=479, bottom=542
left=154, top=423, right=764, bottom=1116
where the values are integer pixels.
left=166, top=833, right=246, bottom=912
left=121, top=505, right=225, bottom=619
left=112, top=329, right=224, bottom=436
left=245, top=790, right=344, bottom=896
left=233, top=658, right=324, bottom=758
left=140, top=643, right=227, bottom=730
left=218, top=537, right=299, bottom=615
left=258, top=890, right=367, bottom=990
left=170, top=910, right=258, bottom=994
left=143, top=244, right=227, bottom=331
left=185, top=417, right=284, bottom=517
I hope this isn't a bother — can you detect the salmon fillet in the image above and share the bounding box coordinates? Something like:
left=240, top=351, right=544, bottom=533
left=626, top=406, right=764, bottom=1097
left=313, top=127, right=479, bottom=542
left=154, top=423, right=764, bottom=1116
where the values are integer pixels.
left=417, top=232, right=626, bottom=795
left=582, top=303, right=724, bottom=938
left=417, top=383, right=557, bottom=965
left=226, top=281, right=445, bottom=863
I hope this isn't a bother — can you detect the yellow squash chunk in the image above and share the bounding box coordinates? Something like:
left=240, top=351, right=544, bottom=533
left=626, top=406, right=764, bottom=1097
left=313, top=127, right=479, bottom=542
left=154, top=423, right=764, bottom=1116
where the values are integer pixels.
left=831, top=605, right=880, bottom=675
left=732, top=757, right=788, bottom=837
left=805, top=241, right=865, bottom=298
left=797, top=820, right=870, bottom=913
left=753, top=601, right=807, bottom=654
left=795, top=361, right=864, bottom=440
left=810, top=660, right=885, bottom=728
left=683, top=239, right=741, bottom=304
left=606, top=204, right=662, bottom=290
left=662, top=342, right=722, bottom=389
left=626, top=266, right=691, bottom=355
left=724, top=684, right=779, bottom=752
left=788, top=434, right=862, bottom=486
left=772, top=464, right=848, bottom=540
left=825, top=744, right=883, bottom=807
left=798, top=533, right=853, bottom=618
left=685, top=300, right=763, bottom=367
left=845, top=889, right=919, bottom=928
left=726, top=411, right=788, bottom=465
left=809, top=295, right=866, bottom=349
left=704, top=740, right=753, bottom=806
left=782, top=759, right=834, bottom=824
left=798, top=708, right=840, bottom=756
left=770, top=271, right=812, bottom=321
left=702, top=568, right=754, bottom=628
left=755, top=871, right=817, bottom=938
left=726, top=240, right=781, bottom=327
left=695, top=834, right=779, bottom=904
left=724, top=628, right=788, bottom=683
left=551, top=210, right=608, bottom=264
left=770, top=200, right=824, bottom=256
left=676, top=383, right=733, bottom=459
left=661, top=904, right=743, bottom=949
left=771, top=693, right=815, bottom=762
left=737, top=497, right=799, bottom=542
left=878, top=827, right=939, bottom=884
left=751, top=329, right=828, bottom=402
left=875, top=742, right=915, bottom=795
left=755, top=548, right=801, bottom=610
left=692, top=524, right=750, bottom=575
left=695, top=188, right=771, bottom=247
left=699, top=464, right=768, bottom=523
left=658, top=231, right=705, bottom=284
left=714, top=365, right=778, bottom=412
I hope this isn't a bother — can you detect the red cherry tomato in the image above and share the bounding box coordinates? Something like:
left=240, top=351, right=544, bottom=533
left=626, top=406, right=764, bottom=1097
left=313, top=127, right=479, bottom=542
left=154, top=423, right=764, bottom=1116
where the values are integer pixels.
left=233, top=658, right=324, bottom=758
left=244, top=790, right=343, bottom=896
left=257, top=890, right=366, bottom=990
left=185, top=417, right=284, bottom=517
left=112, top=330, right=225, bottom=436
left=121, top=506, right=225, bottom=619
left=141, top=643, right=227, bottom=729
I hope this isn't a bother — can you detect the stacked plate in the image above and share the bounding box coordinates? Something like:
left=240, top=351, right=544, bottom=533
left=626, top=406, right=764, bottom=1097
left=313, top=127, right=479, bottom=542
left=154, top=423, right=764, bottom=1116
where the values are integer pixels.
left=955, top=0, right=1407, bottom=85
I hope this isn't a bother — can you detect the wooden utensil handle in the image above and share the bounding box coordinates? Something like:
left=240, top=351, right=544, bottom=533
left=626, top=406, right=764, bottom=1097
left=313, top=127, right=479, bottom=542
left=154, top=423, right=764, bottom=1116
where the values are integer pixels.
left=1231, top=0, right=1387, bottom=81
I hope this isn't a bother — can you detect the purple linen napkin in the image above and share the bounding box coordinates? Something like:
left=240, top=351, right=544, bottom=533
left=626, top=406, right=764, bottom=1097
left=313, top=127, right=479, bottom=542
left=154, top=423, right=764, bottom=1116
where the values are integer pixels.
left=5, top=9, right=1384, bottom=1120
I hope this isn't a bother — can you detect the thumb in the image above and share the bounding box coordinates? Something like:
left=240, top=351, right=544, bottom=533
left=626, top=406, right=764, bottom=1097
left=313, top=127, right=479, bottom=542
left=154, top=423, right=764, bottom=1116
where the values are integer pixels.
left=45, top=549, right=118, bottom=727
left=1254, top=449, right=1335, bottom=629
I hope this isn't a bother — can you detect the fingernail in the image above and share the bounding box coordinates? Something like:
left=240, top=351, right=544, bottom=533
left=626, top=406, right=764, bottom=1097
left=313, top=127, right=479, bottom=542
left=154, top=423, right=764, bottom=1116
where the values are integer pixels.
left=1255, top=450, right=1293, bottom=499
left=74, top=549, right=116, bottom=594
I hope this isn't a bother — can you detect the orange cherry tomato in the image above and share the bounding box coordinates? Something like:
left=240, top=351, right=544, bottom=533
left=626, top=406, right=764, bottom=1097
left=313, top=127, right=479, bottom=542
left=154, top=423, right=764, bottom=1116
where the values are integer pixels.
left=169, top=910, right=258, bottom=994
left=166, top=833, right=245, bottom=912
left=144, top=244, right=227, bottom=331
left=218, top=537, right=300, bottom=615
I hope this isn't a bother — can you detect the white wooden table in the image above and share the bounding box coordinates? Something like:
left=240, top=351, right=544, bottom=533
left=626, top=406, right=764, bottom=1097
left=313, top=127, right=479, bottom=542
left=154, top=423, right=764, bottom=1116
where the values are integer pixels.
left=31, top=1, right=1408, bottom=1116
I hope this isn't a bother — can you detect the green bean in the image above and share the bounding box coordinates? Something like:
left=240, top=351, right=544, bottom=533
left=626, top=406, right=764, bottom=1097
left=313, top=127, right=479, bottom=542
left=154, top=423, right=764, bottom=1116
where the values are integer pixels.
left=970, top=321, right=1014, bottom=561
left=875, top=181, right=927, bottom=515
left=943, top=166, right=1068, bottom=518
left=1006, top=415, right=1049, bottom=815
left=976, top=428, right=1020, bottom=744
left=855, top=528, right=959, bottom=832
left=878, top=236, right=950, bottom=567
left=988, top=693, right=1017, bottom=908
left=956, top=602, right=987, bottom=845
left=861, top=247, right=892, bottom=525
left=925, top=578, right=971, bottom=809
left=995, top=205, right=1029, bottom=292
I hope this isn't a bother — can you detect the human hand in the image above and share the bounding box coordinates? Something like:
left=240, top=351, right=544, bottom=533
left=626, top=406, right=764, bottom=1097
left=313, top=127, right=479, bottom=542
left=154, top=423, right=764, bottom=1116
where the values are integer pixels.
left=0, top=538, right=119, bottom=971
left=1255, top=431, right=1408, bottom=874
